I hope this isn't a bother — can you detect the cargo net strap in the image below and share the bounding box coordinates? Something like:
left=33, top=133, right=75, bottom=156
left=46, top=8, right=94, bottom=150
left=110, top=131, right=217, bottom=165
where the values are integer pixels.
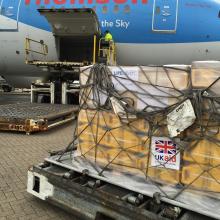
left=58, top=64, right=220, bottom=201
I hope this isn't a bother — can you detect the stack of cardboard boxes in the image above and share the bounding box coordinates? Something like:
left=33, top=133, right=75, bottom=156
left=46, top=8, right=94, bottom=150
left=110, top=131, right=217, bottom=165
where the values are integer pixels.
left=78, top=62, right=220, bottom=192
left=181, top=61, right=220, bottom=192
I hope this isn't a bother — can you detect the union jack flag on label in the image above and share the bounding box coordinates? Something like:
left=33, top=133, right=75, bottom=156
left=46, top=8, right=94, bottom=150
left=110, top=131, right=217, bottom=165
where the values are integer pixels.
left=151, top=136, right=180, bottom=170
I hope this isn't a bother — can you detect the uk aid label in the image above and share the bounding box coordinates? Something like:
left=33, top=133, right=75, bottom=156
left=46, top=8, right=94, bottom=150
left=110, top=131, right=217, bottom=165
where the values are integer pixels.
left=151, top=136, right=180, bottom=170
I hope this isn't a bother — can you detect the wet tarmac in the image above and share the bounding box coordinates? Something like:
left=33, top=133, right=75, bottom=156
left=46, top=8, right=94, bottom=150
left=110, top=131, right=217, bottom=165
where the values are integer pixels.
left=0, top=92, right=76, bottom=220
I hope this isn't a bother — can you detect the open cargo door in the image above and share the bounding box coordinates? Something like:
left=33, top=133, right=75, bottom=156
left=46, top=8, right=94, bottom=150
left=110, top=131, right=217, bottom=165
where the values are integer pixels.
left=38, top=9, right=101, bottom=63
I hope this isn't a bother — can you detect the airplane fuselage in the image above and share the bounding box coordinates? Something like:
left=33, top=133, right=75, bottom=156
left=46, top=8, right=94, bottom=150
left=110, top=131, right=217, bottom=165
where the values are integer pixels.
left=0, top=0, right=220, bottom=87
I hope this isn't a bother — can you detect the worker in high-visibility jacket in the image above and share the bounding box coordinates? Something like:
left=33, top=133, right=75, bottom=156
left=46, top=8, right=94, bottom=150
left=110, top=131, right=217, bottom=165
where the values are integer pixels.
left=104, top=30, right=113, bottom=42
left=101, top=30, right=114, bottom=64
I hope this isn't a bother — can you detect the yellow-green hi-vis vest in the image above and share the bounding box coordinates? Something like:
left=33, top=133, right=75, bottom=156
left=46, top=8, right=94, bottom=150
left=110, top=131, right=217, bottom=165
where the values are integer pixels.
left=105, top=33, right=113, bottom=41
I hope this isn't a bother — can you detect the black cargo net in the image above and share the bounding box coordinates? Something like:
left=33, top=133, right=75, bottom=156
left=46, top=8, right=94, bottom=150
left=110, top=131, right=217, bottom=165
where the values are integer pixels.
left=58, top=63, right=220, bottom=201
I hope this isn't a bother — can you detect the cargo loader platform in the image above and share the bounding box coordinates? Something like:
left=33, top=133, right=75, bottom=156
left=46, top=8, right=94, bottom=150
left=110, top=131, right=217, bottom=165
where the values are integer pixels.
left=0, top=103, right=78, bottom=134
left=27, top=151, right=215, bottom=220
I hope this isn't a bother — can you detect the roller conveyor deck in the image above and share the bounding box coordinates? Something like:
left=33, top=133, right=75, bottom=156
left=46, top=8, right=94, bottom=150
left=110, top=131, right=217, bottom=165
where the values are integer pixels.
left=0, top=103, right=78, bottom=134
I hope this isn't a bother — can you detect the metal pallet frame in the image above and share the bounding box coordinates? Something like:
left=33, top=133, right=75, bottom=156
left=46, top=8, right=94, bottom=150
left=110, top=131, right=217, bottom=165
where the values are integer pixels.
left=0, top=104, right=78, bottom=134
left=27, top=159, right=211, bottom=220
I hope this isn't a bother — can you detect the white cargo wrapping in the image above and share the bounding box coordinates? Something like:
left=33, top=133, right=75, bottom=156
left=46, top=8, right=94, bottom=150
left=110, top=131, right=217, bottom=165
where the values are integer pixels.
left=80, top=65, right=189, bottom=111
left=68, top=63, right=220, bottom=218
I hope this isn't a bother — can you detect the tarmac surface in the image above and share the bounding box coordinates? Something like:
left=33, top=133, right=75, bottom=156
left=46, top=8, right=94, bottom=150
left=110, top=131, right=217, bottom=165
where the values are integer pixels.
left=0, top=93, right=75, bottom=219
left=0, top=93, right=30, bottom=105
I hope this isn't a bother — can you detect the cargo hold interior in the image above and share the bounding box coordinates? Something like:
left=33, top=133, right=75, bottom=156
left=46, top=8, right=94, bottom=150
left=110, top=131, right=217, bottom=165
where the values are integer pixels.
left=38, top=8, right=101, bottom=63
left=58, top=36, right=95, bottom=62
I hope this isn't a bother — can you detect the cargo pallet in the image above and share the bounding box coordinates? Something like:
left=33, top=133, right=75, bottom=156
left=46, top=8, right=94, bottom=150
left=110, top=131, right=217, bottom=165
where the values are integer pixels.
left=27, top=151, right=214, bottom=220
left=0, top=103, right=78, bottom=134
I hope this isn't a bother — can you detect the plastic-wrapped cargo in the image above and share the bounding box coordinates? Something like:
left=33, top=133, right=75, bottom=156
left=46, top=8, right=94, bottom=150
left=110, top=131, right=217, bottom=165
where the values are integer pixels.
left=191, top=61, right=220, bottom=89
left=80, top=65, right=190, bottom=112
left=72, top=63, right=220, bottom=218
left=78, top=65, right=191, bottom=185
left=78, top=109, right=149, bottom=169
left=78, top=62, right=220, bottom=180
left=78, top=108, right=182, bottom=185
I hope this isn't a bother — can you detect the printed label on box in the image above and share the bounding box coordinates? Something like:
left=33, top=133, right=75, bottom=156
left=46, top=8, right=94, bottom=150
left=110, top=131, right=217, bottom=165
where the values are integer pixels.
left=151, top=136, right=180, bottom=170
left=111, top=67, right=139, bottom=91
